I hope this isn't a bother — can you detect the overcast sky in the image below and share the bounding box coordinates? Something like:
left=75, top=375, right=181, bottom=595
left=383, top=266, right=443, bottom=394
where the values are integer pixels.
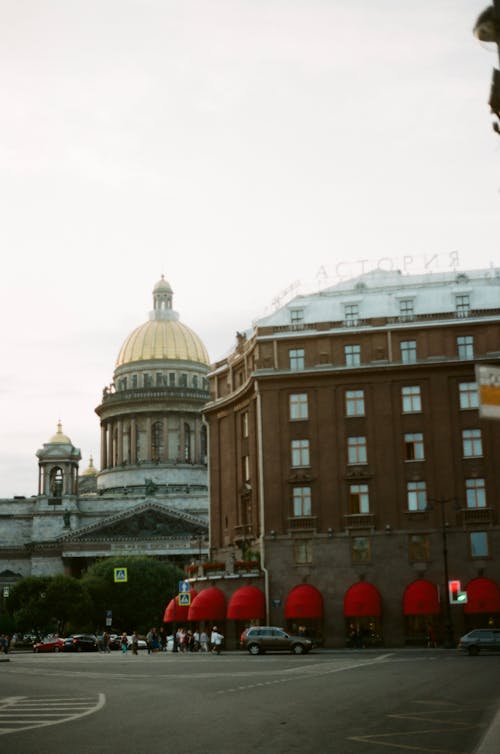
left=0, top=1, right=498, bottom=498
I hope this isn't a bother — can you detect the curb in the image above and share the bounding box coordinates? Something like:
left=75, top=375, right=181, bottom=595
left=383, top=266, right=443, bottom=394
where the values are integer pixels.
left=475, top=707, right=500, bottom=754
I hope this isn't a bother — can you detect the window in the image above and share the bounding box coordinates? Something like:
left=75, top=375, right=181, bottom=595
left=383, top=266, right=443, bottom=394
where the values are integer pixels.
left=144, top=374, right=152, bottom=387
left=345, top=389, right=365, bottom=416
left=470, top=531, right=488, bottom=558
left=289, top=393, right=308, bottom=420
left=401, top=385, right=422, bottom=413
left=349, top=484, right=370, bottom=513
left=345, top=344, right=361, bottom=366
left=131, top=374, right=138, bottom=388
left=290, top=308, right=304, bottom=324
left=459, top=382, right=479, bottom=409
left=455, top=294, right=470, bottom=318
left=192, top=375, right=198, bottom=388
left=169, top=373, right=176, bottom=386
left=292, top=486, right=312, bottom=516
left=465, top=478, right=486, bottom=508
left=156, top=372, right=163, bottom=386
left=400, top=340, right=417, bottom=364
left=291, top=439, right=310, bottom=467
left=462, top=429, right=483, bottom=458
left=347, top=436, right=367, bottom=464
left=152, top=421, right=164, bottom=462
left=351, top=536, right=371, bottom=563
left=179, top=373, right=187, bottom=387
left=242, top=455, right=250, bottom=482
left=409, top=534, right=431, bottom=562
left=241, top=411, right=249, bottom=438
left=407, top=481, right=427, bottom=511
left=457, top=335, right=474, bottom=359
left=344, top=303, right=359, bottom=326
left=289, top=348, right=305, bottom=371
left=404, top=433, right=424, bottom=461
left=294, top=540, right=312, bottom=564
left=399, top=298, right=414, bottom=320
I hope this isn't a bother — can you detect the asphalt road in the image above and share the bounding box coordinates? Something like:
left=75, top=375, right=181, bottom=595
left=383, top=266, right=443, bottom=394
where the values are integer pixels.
left=0, top=648, right=499, bottom=754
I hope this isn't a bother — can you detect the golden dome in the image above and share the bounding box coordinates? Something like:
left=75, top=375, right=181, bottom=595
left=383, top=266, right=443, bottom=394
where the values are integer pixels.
left=82, top=455, right=98, bottom=476
left=116, top=318, right=210, bottom=366
left=115, top=277, right=210, bottom=367
left=49, top=421, right=72, bottom=444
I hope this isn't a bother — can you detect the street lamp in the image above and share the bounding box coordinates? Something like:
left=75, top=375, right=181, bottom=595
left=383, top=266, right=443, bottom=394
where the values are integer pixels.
left=427, top=497, right=460, bottom=648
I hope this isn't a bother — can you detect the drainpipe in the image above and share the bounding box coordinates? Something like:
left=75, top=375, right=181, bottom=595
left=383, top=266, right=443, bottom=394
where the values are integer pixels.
left=255, top=379, right=270, bottom=623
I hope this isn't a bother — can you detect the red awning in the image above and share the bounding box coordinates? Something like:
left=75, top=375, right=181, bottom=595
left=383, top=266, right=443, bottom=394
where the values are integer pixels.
left=285, top=584, right=323, bottom=619
left=464, top=577, right=500, bottom=614
left=187, top=587, right=227, bottom=622
left=163, top=590, right=197, bottom=623
left=227, top=586, right=265, bottom=620
left=344, top=582, right=382, bottom=617
left=403, top=579, right=439, bottom=615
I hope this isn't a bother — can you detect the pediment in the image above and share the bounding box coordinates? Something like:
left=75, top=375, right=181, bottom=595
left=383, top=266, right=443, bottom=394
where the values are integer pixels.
left=58, top=502, right=207, bottom=543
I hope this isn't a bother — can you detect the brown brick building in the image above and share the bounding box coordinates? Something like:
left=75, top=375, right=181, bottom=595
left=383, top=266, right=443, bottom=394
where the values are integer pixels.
left=202, top=268, right=500, bottom=648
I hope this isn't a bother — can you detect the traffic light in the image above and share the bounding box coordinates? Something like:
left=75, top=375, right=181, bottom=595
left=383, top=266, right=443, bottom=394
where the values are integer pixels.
left=448, top=580, right=467, bottom=604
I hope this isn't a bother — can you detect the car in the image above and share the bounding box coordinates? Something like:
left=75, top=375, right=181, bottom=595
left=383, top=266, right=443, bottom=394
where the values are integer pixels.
left=33, top=636, right=65, bottom=653
left=241, top=626, right=313, bottom=655
left=457, top=628, right=500, bottom=655
left=62, top=634, right=98, bottom=652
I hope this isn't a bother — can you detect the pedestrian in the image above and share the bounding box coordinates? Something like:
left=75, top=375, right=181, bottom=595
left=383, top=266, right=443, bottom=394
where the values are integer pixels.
left=102, top=631, right=111, bottom=653
left=210, top=626, right=224, bottom=655
left=120, top=632, right=128, bottom=654
left=131, top=630, right=139, bottom=655
left=200, top=630, right=208, bottom=652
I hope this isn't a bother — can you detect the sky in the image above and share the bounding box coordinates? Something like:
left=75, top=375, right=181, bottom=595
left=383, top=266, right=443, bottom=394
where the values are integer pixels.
left=0, top=0, right=498, bottom=498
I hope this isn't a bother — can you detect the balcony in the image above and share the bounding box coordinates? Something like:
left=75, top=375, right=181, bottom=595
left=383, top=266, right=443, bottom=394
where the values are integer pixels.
left=459, top=507, right=494, bottom=526
left=344, top=513, right=376, bottom=530
left=287, top=516, right=317, bottom=532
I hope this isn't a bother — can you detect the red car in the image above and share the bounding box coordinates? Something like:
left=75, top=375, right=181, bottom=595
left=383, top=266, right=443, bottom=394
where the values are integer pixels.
left=33, top=637, right=65, bottom=653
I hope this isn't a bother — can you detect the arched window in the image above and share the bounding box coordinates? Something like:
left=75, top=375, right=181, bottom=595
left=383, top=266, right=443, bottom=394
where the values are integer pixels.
left=50, top=467, right=64, bottom=498
left=152, top=421, right=164, bottom=462
left=192, top=375, right=198, bottom=388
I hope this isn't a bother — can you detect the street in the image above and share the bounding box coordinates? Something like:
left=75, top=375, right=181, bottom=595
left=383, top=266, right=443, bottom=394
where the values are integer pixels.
left=0, top=648, right=498, bottom=754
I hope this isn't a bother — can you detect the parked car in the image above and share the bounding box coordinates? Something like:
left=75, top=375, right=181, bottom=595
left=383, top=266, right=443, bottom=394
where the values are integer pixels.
left=457, top=628, right=500, bottom=655
left=33, top=636, right=65, bottom=653
left=62, top=634, right=98, bottom=652
left=241, top=626, right=313, bottom=655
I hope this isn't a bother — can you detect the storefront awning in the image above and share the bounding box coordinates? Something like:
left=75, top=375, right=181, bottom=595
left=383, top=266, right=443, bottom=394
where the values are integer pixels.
left=163, top=590, right=197, bottom=623
left=464, top=577, right=500, bottom=614
left=285, top=584, right=323, bottom=619
left=187, top=587, right=227, bottom=622
left=344, top=582, right=382, bottom=617
left=227, top=586, right=265, bottom=620
left=403, top=579, right=439, bottom=615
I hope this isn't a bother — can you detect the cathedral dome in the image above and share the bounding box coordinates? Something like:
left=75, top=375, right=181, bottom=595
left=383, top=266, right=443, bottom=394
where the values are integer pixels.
left=115, top=276, right=210, bottom=367
left=49, top=421, right=72, bottom=445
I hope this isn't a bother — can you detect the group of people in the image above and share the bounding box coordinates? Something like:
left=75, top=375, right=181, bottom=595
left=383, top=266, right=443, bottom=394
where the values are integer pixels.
left=114, top=626, right=224, bottom=654
left=174, top=626, right=224, bottom=653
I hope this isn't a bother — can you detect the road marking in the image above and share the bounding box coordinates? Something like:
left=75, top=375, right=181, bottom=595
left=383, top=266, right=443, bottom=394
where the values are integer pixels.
left=0, top=694, right=105, bottom=735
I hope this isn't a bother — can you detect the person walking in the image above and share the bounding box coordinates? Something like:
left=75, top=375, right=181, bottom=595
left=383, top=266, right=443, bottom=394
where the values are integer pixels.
left=120, top=632, right=128, bottom=654
left=131, top=630, right=139, bottom=655
left=210, top=626, right=224, bottom=655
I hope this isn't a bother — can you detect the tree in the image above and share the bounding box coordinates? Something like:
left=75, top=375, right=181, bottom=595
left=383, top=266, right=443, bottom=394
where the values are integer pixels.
left=81, top=556, right=184, bottom=633
left=7, top=576, right=51, bottom=635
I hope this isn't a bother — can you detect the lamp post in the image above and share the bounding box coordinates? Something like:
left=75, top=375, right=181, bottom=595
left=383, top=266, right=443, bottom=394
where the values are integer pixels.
left=428, top=497, right=458, bottom=648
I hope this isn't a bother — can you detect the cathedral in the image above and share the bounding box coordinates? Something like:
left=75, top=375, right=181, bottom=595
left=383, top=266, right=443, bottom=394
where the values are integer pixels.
left=0, top=276, right=210, bottom=591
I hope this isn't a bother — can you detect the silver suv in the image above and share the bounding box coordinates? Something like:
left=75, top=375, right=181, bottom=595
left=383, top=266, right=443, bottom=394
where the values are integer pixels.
left=241, top=626, right=313, bottom=655
left=457, top=629, right=500, bottom=655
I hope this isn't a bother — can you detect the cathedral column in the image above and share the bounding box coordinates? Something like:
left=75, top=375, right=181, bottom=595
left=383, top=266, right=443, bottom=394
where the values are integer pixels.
left=146, top=417, right=152, bottom=462
left=101, top=424, right=107, bottom=470
left=117, top=420, right=123, bottom=465
left=107, top=421, right=114, bottom=468
left=162, top=417, right=168, bottom=461
left=179, top=418, right=185, bottom=462
left=131, top=419, right=137, bottom=463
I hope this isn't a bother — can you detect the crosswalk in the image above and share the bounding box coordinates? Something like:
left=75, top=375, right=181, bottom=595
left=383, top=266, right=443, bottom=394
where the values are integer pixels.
left=0, top=694, right=105, bottom=735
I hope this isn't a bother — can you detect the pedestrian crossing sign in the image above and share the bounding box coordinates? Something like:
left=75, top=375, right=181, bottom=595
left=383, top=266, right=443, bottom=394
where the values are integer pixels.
left=178, top=592, right=191, bottom=606
left=114, top=567, right=128, bottom=583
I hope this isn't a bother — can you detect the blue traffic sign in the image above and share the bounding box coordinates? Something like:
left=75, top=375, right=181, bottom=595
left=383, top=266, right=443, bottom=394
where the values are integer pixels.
left=178, top=580, right=190, bottom=593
